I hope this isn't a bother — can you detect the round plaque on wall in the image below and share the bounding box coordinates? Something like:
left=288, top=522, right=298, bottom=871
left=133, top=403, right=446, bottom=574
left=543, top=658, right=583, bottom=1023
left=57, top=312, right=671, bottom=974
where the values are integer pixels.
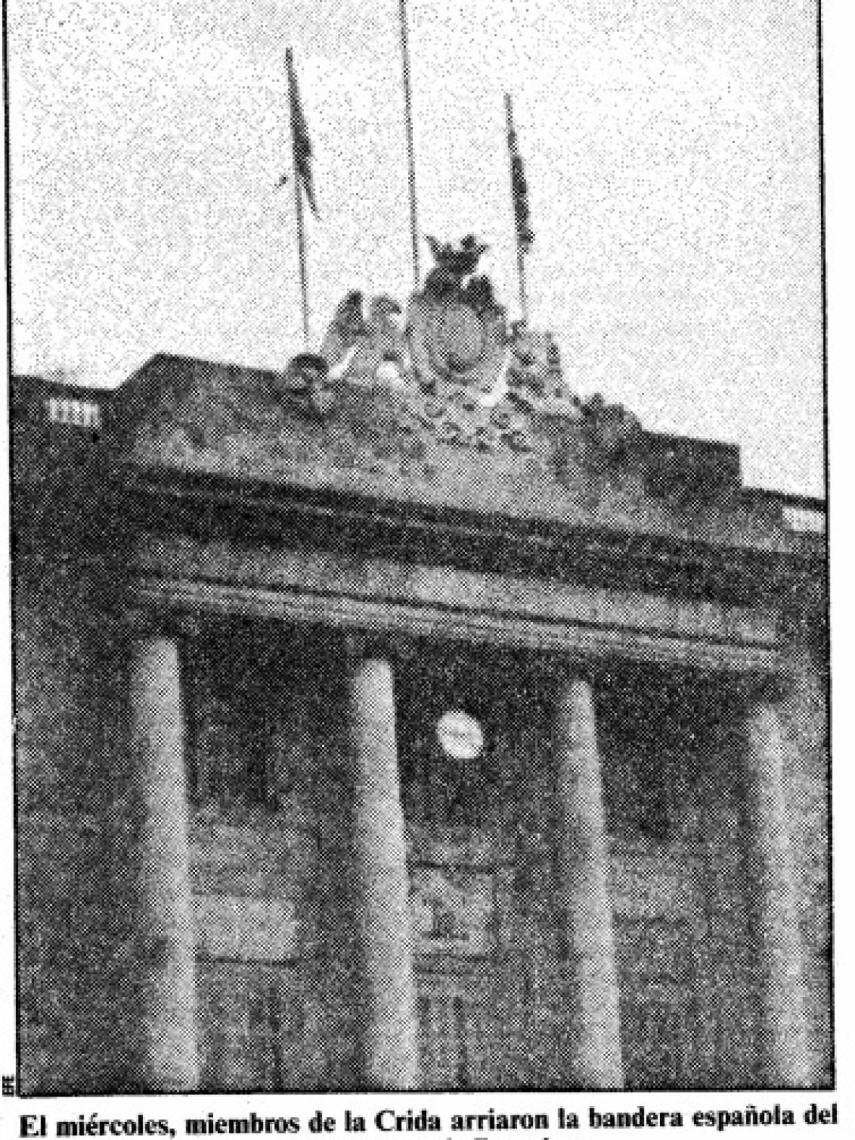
left=436, top=709, right=484, bottom=761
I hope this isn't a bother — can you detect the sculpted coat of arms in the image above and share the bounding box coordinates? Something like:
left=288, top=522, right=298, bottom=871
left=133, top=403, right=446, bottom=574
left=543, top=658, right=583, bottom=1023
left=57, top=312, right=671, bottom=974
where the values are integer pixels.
left=285, top=235, right=614, bottom=457
left=407, top=235, right=506, bottom=394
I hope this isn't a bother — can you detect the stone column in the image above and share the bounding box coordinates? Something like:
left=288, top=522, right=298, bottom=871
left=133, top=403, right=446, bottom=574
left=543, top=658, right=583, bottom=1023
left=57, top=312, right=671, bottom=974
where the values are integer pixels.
left=345, top=650, right=419, bottom=1089
left=127, top=631, right=199, bottom=1090
left=743, top=697, right=812, bottom=1085
left=553, top=675, right=624, bottom=1088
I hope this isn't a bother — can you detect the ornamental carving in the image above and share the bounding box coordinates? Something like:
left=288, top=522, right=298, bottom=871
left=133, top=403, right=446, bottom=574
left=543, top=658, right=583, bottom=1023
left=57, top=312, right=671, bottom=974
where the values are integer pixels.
left=407, top=235, right=506, bottom=394
left=320, top=292, right=409, bottom=389
left=286, top=235, right=632, bottom=459
left=410, top=866, right=494, bottom=957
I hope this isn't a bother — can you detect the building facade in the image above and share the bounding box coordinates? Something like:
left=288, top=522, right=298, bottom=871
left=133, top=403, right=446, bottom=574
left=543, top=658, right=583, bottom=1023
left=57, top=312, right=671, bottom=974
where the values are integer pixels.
left=13, top=247, right=829, bottom=1093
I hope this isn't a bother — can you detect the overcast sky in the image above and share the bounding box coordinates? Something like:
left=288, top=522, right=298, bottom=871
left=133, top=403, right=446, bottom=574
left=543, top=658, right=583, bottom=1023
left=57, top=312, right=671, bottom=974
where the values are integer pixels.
left=9, top=0, right=822, bottom=494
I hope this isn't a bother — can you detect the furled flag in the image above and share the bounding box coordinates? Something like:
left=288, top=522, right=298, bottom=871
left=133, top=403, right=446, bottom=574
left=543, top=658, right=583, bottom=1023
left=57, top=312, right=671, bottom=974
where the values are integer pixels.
left=506, top=95, right=533, bottom=252
left=283, top=47, right=318, bottom=215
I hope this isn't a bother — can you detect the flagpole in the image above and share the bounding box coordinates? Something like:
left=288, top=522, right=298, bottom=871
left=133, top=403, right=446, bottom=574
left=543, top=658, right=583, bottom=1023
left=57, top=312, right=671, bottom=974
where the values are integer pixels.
left=292, top=147, right=311, bottom=350
left=505, top=92, right=529, bottom=325
left=398, top=0, right=421, bottom=289
left=287, top=47, right=311, bottom=350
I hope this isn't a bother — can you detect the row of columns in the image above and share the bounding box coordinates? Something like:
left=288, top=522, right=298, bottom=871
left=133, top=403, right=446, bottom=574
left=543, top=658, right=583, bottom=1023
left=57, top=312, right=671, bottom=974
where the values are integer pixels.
left=123, top=625, right=812, bottom=1091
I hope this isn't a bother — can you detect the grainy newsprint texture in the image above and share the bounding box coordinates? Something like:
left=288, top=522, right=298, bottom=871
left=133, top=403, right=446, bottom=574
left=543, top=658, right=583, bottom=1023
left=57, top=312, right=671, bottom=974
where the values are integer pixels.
left=9, top=0, right=828, bottom=1100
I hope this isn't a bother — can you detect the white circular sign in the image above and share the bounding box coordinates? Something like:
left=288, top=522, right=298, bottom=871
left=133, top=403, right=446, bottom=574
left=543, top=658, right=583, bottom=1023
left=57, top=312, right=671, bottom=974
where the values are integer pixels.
left=436, top=709, right=484, bottom=761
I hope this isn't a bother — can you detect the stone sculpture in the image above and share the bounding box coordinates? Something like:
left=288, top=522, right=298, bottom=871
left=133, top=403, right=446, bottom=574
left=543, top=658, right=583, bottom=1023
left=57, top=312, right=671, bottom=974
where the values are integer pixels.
left=284, top=235, right=637, bottom=459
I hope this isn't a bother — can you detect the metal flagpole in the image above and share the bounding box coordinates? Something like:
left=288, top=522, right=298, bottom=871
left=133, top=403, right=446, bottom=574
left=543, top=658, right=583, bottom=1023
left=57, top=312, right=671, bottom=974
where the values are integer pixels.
left=287, top=47, right=311, bottom=350
left=398, top=0, right=421, bottom=289
left=505, top=92, right=529, bottom=325
left=292, top=150, right=311, bottom=350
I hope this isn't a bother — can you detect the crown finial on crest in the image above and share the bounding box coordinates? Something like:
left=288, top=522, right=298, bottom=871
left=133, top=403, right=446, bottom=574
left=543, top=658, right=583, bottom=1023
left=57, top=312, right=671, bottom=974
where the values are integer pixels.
left=425, top=234, right=489, bottom=284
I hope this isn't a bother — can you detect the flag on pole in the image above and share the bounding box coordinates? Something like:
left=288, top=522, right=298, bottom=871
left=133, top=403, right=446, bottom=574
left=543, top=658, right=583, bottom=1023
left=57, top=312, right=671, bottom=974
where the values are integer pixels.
left=285, top=47, right=318, bottom=215
left=506, top=96, right=533, bottom=252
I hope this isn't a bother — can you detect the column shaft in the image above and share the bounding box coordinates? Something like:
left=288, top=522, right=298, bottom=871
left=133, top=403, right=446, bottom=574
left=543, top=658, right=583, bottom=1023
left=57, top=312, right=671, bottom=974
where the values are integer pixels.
left=554, top=676, right=624, bottom=1087
left=128, top=635, right=198, bottom=1090
left=744, top=701, right=812, bottom=1085
left=346, top=655, right=419, bottom=1089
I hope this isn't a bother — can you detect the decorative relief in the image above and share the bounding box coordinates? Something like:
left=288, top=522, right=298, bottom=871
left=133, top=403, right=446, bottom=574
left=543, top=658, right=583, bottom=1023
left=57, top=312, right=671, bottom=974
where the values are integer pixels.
left=398, top=384, right=533, bottom=454
left=284, top=235, right=612, bottom=460
left=132, top=237, right=646, bottom=496
left=409, top=236, right=505, bottom=394
left=320, top=292, right=409, bottom=389
left=581, top=394, right=642, bottom=465
left=410, top=866, right=494, bottom=958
